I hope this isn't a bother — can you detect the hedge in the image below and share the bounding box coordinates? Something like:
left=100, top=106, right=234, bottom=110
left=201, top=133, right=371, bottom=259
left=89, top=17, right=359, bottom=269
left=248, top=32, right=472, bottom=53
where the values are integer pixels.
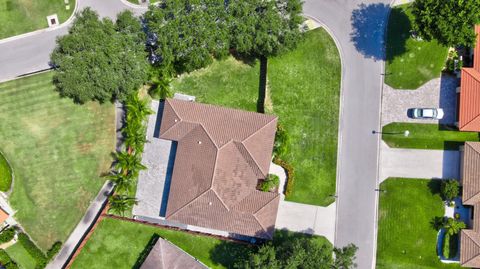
left=273, top=157, right=295, bottom=196
left=0, top=249, right=18, bottom=269
left=17, top=233, right=47, bottom=268
left=46, top=241, right=62, bottom=260
left=443, top=233, right=459, bottom=259
left=0, top=227, right=15, bottom=244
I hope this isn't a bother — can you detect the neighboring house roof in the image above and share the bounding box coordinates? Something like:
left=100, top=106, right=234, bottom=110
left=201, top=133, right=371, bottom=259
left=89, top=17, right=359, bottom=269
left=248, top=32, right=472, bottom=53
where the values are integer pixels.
left=461, top=142, right=480, bottom=267
left=0, top=208, right=9, bottom=224
left=159, top=99, right=279, bottom=239
left=140, top=237, right=207, bottom=269
left=459, top=25, right=480, bottom=131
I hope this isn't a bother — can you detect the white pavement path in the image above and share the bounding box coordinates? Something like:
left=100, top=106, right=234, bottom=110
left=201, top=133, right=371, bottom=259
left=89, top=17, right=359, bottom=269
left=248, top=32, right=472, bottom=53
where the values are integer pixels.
left=46, top=181, right=114, bottom=269
left=379, top=142, right=461, bottom=182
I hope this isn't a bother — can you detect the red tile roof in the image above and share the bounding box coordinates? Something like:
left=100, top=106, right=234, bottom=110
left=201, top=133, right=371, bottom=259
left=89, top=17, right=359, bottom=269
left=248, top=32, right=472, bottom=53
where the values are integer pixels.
left=459, top=25, right=480, bottom=131
left=0, top=208, right=8, bottom=224
left=159, top=99, right=279, bottom=239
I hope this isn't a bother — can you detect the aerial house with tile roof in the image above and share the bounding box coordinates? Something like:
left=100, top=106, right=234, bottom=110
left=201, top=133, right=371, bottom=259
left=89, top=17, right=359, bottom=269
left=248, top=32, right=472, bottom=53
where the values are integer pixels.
left=133, top=98, right=280, bottom=240
left=458, top=25, right=480, bottom=132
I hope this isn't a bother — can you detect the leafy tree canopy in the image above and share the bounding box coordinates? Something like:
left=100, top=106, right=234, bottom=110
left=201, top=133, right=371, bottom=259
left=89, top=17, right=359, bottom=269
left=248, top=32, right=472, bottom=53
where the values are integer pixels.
left=229, top=0, right=304, bottom=58
left=51, top=8, right=148, bottom=103
left=235, top=235, right=358, bottom=269
left=440, top=179, right=459, bottom=201
left=411, top=0, right=480, bottom=47
left=144, top=0, right=230, bottom=73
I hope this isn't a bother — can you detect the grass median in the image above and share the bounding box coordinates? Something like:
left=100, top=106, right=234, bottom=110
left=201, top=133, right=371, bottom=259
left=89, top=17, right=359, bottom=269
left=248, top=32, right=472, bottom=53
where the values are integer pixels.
left=382, top=122, right=480, bottom=150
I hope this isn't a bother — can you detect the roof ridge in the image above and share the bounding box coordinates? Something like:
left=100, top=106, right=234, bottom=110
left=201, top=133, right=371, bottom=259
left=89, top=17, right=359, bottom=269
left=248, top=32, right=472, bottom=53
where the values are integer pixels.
left=160, top=99, right=183, bottom=136
left=461, top=113, right=480, bottom=131
left=233, top=141, right=265, bottom=178
left=159, top=239, right=166, bottom=269
left=252, top=194, right=280, bottom=238
left=462, top=230, right=480, bottom=266
left=210, top=188, right=231, bottom=211
left=167, top=189, right=211, bottom=219
left=242, top=115, right=278, bottom=143
left=253, top=193, right=280, bottom=215
left=242, top=119, right=277, bottom=175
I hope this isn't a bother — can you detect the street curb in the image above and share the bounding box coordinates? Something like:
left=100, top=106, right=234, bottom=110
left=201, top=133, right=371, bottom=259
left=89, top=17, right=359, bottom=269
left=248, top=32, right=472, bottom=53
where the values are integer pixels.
left=0, top=0, right=79, bottom=45
left=119, top=0, right=149, bottom=9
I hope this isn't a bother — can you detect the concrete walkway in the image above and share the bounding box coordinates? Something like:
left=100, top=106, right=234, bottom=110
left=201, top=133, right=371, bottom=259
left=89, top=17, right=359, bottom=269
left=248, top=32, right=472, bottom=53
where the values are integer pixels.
left=46, top=181, right=114, bottom=269
left=379, top=142, right=461, bottom=182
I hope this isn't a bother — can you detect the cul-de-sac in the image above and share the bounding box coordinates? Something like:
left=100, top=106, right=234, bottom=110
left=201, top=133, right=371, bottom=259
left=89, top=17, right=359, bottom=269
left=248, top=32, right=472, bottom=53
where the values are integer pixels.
left=0, top=0, right=480, bottom=268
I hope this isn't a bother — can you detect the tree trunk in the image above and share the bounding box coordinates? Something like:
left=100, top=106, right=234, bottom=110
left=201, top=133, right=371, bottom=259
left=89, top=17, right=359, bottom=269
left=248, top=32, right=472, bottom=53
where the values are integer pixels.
left=257, top=56, right=268, bottom=114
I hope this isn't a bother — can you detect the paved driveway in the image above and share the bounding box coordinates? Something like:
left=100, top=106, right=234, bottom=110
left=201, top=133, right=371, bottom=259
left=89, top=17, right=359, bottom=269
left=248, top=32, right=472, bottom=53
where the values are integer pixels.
left=382, top=74, right=458, bottom=126
left=380, top=142, right=461, bottom=181
left=276, top=201, right=336, bottom=243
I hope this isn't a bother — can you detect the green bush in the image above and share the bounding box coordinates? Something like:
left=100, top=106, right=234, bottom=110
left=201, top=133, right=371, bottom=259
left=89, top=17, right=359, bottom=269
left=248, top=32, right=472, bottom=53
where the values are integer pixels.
left=17, top=233, right=47, bottom=268
left=443, top=233, right=459, bottom=259
left=260, top=174, right=280, bottom=192
left=273, top=124, right=290, bottom=158
left=46, top=241, right=62, bottom=260
left=0, top=227, right=15, bottom=244
left=0, top=152, right=12, bottom=192
left=0, top=249, right=18, bottom=269
left=441, top=179, right=459, bottom=201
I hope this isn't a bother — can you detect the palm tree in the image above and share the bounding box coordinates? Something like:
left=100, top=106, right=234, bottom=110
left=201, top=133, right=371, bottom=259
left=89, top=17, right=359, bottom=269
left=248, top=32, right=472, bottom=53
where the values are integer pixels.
left=123, top=120, right=147, bottom=154
left=114, top=151, right=146, bottom=175
left=125, top=94, right=152, bottom=125
left=109, top=195, right=137, bottom=216
left=107, top=172, right=135, bottom=194
left=444, top=218, right=466, bottom=236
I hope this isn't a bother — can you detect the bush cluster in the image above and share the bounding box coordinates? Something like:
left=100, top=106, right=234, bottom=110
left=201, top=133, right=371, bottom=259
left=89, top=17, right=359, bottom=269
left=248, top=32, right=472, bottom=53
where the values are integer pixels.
left=260, top=174, right=280, bottom=192
left=443, top=233, right=458, bottom=259
left=0, top=249, right=18, bottom=269
left=0, top=227, right=15, bottom=244
left=273, top=157, right=295, bottom=196
left=46, top=241, right=62, bottom=260
left=18, top=233, right=47, bottom=268
left=273, top=124, right=290, bottom=158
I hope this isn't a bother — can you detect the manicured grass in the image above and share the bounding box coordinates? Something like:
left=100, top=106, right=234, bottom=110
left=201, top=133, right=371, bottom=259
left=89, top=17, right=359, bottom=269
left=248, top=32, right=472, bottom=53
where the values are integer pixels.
left=385, top=4, right=449, bottom=89
left=172, top=28, right=341, bottom=206
left=0, top=72, right=115, bottom=250
left=6, top=242, right=37, bottom=269
left=269, top=28, right=340, bottom=206
left=0, top=151, right=12, bottom=192
left=382, top=122, right=480, bottom=150
left=70, top=217, right=253, bottom=269
left=376, top=178, right=462, bottom=269
left=0, top=0, right=76, bottom=39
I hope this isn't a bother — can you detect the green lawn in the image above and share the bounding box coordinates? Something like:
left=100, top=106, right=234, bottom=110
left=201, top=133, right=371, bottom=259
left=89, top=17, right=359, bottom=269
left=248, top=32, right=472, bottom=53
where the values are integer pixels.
left=0, top=0, right=75, bottom=39
left=0, top=151, right=12, bottom=192
left=172, top=28, right=341, bottom=206
left=6, top=242, right=37, bottom=269
left=376, top=178, right=462, bottom=269
left=0, top=72, right=115, bottom=250
left=382, top=122, right=480, bottom=150
left=70, top=217, right=253, bottom=269
left=385, top=4, right=449, bottom=89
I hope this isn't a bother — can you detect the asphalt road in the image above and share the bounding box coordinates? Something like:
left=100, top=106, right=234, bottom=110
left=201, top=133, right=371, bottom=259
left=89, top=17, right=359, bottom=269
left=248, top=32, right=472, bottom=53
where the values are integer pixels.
left=0, top=0, right=146, bottom=82
left=303, top=1, right=391, bottom=268
left=0, top=1, right=391, bottom=268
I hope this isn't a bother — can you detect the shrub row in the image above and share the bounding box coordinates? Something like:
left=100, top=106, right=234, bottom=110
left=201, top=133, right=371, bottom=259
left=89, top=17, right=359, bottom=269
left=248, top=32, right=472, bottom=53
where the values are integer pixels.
left=0, top=227, right=15, bottom=244
left=17, top=233, right=47, bottom=268
left=46, top=241, right=62, bottom=260
left=273, top=157, right=295, bottom=196
left=442, top=233, right=459, bottom=259
left=0, top=249, right=18, bottom=269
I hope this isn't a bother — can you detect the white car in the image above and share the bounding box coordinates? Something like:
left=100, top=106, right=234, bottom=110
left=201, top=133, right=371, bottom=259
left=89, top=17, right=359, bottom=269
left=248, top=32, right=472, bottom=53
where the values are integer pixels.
left=412, top=108, right=444, bottom=120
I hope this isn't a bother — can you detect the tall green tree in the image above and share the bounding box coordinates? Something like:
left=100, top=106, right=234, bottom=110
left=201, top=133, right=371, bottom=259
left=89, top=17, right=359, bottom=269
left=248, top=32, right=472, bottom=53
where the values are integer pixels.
left=114, top=151, right=146, bottom=176
left=228, top=0, right=304, bottom=112
left=51, top=9, right=148, bottom=103
left=440, top=179, right=459, bottom=201
left=144, top=0, right=230, bottom=73
left=411, top=0, right=480, bottom=47
left=333, top=244, right=358, bottom=269
left=444, top=218, right=466, bottom=236
left=107, top=172, right=135, bottom=193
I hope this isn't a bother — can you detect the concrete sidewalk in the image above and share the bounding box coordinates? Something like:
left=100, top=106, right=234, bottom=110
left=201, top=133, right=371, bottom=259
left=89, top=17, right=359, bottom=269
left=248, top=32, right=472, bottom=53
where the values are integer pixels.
left=46, top=181, right=114, bottom=269
left=380, top=142, right=461, bottom=182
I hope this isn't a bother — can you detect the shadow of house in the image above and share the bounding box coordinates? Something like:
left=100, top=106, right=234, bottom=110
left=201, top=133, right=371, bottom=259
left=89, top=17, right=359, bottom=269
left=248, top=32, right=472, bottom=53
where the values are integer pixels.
left=438, top=73, right=460, bottom=125
left=350, top=3, right=391, bottom=61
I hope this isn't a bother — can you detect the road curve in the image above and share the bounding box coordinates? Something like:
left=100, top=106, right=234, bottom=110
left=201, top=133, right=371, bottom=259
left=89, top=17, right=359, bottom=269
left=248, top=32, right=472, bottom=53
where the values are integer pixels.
left=303, top=0, right=391, bottom=268
left=0, top=0, right=147, bottom=83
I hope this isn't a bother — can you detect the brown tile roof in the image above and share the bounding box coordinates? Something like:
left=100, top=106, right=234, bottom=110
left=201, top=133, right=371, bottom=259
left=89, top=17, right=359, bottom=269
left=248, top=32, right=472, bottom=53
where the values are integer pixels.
left=0, top=208, right=9, bottom=224
left=140, top=237, right=207, bottom=269
left=159, top=99, right=279, bottom=239
left=461, top=142, right=480, bottom=267
left=459, top=25, right=480, bottom=131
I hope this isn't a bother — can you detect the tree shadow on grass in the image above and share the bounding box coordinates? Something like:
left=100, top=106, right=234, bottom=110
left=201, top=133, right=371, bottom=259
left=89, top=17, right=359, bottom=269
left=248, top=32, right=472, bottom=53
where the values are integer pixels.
left=209, top=239, right=254, bottom=268
left=132, top=234, right=159, bottom=269
left=384, top=6, right=411, bottom=64
left=427, top=179, right=441, bottom=196
left=351, top=3, right=407, bottom=61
